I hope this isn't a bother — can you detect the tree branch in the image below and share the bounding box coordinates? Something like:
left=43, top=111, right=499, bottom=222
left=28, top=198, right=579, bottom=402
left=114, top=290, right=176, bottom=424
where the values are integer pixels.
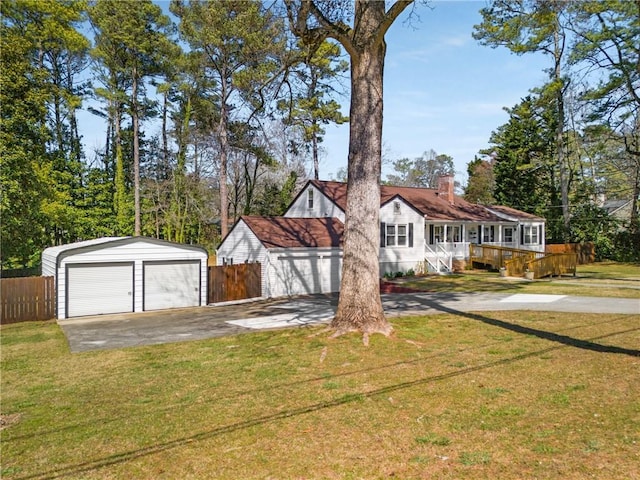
left=372, top=0, right=415, bottom=45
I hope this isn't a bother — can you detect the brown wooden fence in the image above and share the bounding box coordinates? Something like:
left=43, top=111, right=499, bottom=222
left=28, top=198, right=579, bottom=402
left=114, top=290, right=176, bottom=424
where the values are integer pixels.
left=1, top=276, right=55, bottom=324
left=546, top=243, right=594, bottom=264
left=208, top=263, right=261, bottom=304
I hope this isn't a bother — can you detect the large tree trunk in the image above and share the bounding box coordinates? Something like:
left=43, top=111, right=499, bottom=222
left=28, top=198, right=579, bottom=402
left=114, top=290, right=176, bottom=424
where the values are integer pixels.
left=219, top=79, right=229, bottom=238
left=132, top=72, right=141, bottom=236
left=331, top=24, right=391, bottom=337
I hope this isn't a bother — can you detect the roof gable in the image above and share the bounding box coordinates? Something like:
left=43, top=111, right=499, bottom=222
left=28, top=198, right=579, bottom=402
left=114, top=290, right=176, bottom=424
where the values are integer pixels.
left=241, top=216, right=344, bottom=249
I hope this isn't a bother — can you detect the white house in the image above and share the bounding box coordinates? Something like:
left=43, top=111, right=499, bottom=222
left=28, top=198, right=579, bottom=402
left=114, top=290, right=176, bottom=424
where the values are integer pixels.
left=217, top=176, right=546, bottom=297
left=285, top=177, right=545, bottom=275
left=216, top=216, right=343, bottom=297
left=42, top=237, right=208, bottom=319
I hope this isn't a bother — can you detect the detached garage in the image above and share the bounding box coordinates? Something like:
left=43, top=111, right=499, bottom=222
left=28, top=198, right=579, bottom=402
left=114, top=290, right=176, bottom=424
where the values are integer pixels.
left=42, top=237, right=208, bottom=319
left=216, top=216, right=344, bottom=298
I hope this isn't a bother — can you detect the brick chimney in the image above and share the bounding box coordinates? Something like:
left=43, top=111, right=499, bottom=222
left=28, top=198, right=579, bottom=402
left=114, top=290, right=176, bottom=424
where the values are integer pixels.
left=437, top=175, right=455, bottom=205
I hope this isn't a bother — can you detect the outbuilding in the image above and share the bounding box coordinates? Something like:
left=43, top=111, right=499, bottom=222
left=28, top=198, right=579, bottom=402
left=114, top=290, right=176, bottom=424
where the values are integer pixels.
left=42, top=237, right=208, bottom=319
left=216, top=216, right=344, bottom=298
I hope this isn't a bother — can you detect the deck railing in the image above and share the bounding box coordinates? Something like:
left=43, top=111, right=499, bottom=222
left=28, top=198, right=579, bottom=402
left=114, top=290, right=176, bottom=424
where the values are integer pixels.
left=524, top=253, right=577, bottom=279
left=470, top=244, right=543, bottom=271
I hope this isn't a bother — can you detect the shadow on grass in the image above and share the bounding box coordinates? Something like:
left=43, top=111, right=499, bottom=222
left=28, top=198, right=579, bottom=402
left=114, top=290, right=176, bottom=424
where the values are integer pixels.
left=431, top=304, right=640, bottom=357
left=10, top=310, right=640, bottom=480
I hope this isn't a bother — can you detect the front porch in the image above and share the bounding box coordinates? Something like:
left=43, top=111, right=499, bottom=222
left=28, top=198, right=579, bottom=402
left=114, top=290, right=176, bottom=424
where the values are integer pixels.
left=422, top=221, right=545, bottom=274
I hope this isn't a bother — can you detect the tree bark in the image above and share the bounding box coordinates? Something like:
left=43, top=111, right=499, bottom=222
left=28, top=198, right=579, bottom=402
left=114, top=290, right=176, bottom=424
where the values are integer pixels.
left=554, top=26, right=570, bottom=242
left=331, top=17, right=391, bottom=336
left=219, top=107, right=229, bottom=239
left=132, top=70, right=141, bottom=236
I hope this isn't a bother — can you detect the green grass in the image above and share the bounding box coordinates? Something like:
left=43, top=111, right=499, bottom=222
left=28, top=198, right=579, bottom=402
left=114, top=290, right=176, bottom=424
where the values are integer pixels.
left=2, top=308, right=639, bottom=479
left=399, top=261, right=640, bottom=298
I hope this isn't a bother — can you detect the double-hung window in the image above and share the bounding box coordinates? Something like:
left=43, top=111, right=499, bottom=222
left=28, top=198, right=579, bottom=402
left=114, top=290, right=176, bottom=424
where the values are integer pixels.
left=523, top=225, right=539, bottom=245
left=382, top=223, right=413, bottom=247
left=503, top=227, right=514, bottom=243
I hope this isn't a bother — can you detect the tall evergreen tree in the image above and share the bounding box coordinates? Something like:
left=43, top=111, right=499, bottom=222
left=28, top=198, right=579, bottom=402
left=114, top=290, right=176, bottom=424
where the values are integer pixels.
left=474, top=0, right=572, bottom=240
left=1, top=0, right=90, bottom=266
left=464, top=156, right=496, bottom=205
left=170, top=0, right=286, bottom=238
left=90, top=0, right=178, bottom=236
left=280, top=40, right=348, bottom=180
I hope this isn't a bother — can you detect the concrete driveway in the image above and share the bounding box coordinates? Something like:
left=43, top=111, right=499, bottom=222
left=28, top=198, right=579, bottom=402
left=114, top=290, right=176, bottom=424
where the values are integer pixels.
left=58, top=292, right=639, bottom=353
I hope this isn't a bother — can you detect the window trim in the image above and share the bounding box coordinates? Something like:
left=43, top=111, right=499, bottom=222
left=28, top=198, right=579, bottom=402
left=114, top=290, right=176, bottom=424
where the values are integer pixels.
left=381, top=222, right=413, bottom=248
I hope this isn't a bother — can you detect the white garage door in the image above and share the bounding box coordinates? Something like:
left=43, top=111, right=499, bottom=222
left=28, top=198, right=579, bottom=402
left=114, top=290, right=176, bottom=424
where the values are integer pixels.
left=270, top=254, right=342, bottom=297
left=67, top=263, right=134, bottom=318
left=143, top=261, right=201, bottom=311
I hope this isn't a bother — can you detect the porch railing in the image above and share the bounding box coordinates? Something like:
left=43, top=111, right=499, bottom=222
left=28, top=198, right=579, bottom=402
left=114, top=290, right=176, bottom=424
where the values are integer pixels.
left=423, top=242, right=452, bottom=273
left=523, top=253, right=578, bottom=279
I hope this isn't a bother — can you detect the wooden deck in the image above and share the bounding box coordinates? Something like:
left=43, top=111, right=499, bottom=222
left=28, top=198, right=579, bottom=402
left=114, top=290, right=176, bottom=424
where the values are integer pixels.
left=470, top=245, right=577, bottom=279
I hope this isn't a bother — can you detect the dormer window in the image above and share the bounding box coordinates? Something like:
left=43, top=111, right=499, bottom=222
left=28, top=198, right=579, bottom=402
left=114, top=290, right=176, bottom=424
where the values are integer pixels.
left=307, top=189, right=314, bottom=209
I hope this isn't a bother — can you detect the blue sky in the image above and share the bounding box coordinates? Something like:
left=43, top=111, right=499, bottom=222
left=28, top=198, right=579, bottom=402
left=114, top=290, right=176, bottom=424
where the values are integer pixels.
left=320, top=1, right=551, bottom=185
left=78, top=1, right=552, bottom=187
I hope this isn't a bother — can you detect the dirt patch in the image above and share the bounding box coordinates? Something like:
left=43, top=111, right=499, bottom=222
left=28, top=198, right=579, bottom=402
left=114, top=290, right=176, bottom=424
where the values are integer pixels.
left=379, top=280, right=426, bottom=294
left=0, top=413, right=22, bottom=430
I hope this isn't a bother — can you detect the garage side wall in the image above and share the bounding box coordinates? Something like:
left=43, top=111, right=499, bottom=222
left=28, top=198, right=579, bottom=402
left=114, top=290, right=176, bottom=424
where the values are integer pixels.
left=56, top=241, right=207, bottom=319
left=265, top=247, right=343, bottom=298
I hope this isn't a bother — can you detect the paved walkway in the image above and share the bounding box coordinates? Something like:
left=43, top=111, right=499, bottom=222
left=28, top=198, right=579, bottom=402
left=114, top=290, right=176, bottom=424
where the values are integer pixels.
left=58, top=292, right=639, bottom=353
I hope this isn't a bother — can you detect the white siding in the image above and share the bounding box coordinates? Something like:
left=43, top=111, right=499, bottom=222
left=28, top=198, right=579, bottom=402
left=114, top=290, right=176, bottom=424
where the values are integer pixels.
left=216, top=220, right=269, bottom=297
left=217, top=223, right=343, bottom=298
left=51, top=238, right=207, bottom=319
left=379, top=199, right=426, bottom=275
left=284, top=184, right=345, bottom=222
left=265, top=248, right=342, bottom=297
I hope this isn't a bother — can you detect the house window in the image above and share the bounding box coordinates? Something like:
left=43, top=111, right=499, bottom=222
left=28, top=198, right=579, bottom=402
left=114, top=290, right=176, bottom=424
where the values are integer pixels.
left=382, top=223, right=413, bottom=248
left=394, top=201, right=401, bottom=215
left=433, top=225, right=444, bottom=243
left=386, top=224, right=397, bottom=246
left=503, top=227, right=514, bottom=243
left=452, top=226, right=462, bottom=243
left=482, top=225, right=495, bottom=243
left=523, top=225, right=539, bottom=245
left=307, top=189, right=314, bottom=209
left=397, top=224, right=407, bottom=246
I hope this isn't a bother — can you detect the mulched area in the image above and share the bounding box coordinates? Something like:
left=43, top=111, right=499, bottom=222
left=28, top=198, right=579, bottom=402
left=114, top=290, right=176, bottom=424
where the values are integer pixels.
left=379, top=280, right=425, bottom=294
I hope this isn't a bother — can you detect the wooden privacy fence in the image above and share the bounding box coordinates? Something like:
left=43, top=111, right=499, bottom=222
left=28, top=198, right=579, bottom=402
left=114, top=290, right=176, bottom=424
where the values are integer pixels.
left=208, top=263, right=261, bottom=304
left=546, top=243, right=594, bottom=264
left=1, top=276, right=55, bottom=324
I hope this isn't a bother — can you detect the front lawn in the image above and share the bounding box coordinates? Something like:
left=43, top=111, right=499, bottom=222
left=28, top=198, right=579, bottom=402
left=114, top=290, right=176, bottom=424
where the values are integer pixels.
left=399, top=261, right=640, bottom=298
left=2, top=309, right=639, bottom=479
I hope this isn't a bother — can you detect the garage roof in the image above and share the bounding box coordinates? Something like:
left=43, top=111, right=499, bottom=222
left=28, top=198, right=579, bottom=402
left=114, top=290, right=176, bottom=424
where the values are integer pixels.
left=241, top=216, right=344, bottom=249
left=42, top=237, right=127, bottom=258
left=42, top=236, right=207, bottom=263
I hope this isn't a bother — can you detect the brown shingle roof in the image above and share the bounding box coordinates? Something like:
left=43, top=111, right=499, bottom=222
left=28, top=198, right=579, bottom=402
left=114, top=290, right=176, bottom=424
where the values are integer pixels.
left=485, top=205, right=545, bottom=221
left=241, top=216, right=344, bottom=249
left=310, top=180, right=537, bottom=222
